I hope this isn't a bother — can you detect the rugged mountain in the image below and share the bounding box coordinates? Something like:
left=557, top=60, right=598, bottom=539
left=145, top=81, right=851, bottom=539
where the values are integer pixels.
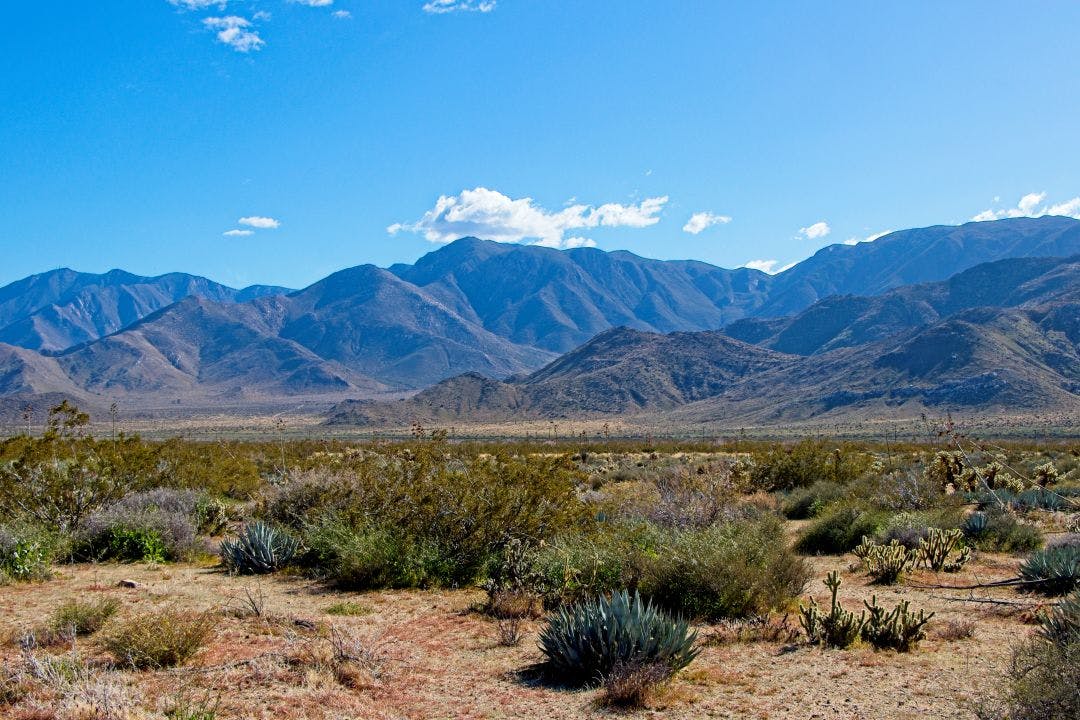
left=725, top=255, right=1080, bottom=355
left=0, top=343, right=86, bottom=399
left=55, top=296, right=385, bottom=399
left=0, top=268, right=291, bottom=352
left=391, top=237, right=774, bottom=353
left=760, top=216, right=1080, bottom=317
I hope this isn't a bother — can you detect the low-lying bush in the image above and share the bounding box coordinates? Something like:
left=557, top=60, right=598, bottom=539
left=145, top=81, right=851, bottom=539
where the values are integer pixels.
left=75, top=490, right=204, bottom=563
left=538, top=590, right=698, bottom=685
left=962, top=511, right=1043, bottom=553
left=101, top=608, right=217, bottom=669
left=302, top=518, right=436, bottom=588
left=51, top=597, right=120, bottom=637
left=795, top=507, right=886, bottom=555
left=782, top=481, right=845, bottom=519
left=0, top=523, right=59, bottom=583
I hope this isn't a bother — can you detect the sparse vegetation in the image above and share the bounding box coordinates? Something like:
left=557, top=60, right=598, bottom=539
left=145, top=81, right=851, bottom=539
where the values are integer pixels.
left=101, top=608, right=216, bottom=669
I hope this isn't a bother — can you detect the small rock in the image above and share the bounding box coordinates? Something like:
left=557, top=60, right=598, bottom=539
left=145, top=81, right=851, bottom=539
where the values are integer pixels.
left=117, top=579, right=140, bottom=588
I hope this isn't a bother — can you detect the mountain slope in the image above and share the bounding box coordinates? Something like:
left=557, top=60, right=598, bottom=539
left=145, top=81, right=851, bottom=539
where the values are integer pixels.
left=725, top=255, right=1080, bottom=355
left=0, top=269, right=291, bottom=352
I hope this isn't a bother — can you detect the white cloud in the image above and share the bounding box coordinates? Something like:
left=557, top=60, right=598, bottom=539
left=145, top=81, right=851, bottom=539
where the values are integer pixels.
left=238, top=216, right=280, bottom=229
left=797, top=221, right=831, bottom=240
left=168, top=0, right=227, bottom=10
left=332, top=9, right=352, bottom=18
left=423, top=0, right=496, bottom=13
left=292, top=0, right=333, bottom=6
left=204, top=16, right=264, bottom=52
left=842, top=230, right=891, bottom=246
left=972, top=191, right=1080, bottom=221
left=682, top=211, right=732, bottom=235
left=388, top=187, right=668, bottom=249
left=223, top=229, right=254, bottom=237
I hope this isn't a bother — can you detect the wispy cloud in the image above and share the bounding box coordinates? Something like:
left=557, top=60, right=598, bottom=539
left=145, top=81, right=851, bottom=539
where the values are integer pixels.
left=972, top=192, right=1080, bottom=221
left=682, top=211, right=732, bottom=235
left=843, top=230, right=891, bottom=246
left=238, top=216, right=281, bottom=229
left=168, top=0, right=227, bottom=10
left=223, top=229, right=254, bottom=237
left=332, top=9, right=351, bottom=18
left=423, top=0, right=496, bottom=14
left=204, top=16, right=265, bottom=52
left=291, top=0, right=334, bottom=6
left=797, top=221, right=830, bottom=240
left=388, top=187, right=667, bottom=249
left=742, top=259, right=796, bottom=275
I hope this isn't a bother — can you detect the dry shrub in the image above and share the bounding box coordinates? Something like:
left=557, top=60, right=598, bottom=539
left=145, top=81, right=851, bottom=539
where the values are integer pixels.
left=52, top=598, right=120, bottom=638
left=708, top=614, right=800, bottom=645
left=286, top=624, right=383, bottom=691
left=488, top=589, right=542, bottom=620
left=495, top=615, right=525, bottom=647
left=601, top=660, right=671, bottom=708
left=101, top=608, right=216, bottom=669
left=935, top=618, right=976, bottom=641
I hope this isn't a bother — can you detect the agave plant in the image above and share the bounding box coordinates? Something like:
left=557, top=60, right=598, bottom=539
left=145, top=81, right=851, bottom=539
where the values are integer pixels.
left=1019, top=545, right=1080, bottom=596
left=1038, top=590, right=1080, bottom=646
left=538, top=590, right=698, bottom=684
left=220, top=521, right=299, bottom=575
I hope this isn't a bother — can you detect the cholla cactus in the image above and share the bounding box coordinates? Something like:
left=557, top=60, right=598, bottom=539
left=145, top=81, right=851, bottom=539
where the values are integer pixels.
left=916, top=527, right=969, bottom=572
left=855, top=537, right=915, bottom=584
left=1033, top=462, right=1060, bottom=487
left=927, top=451, right=965, bottom=490
left=862, top=596, right=934, bottom=651
left=799, top=571, right=864, bottom=648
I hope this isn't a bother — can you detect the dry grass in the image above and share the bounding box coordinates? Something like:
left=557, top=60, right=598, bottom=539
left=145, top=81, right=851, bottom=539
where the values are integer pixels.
left=0, top=554, right=1042, bottom=719
left=101, top=607, right=217, bottom=669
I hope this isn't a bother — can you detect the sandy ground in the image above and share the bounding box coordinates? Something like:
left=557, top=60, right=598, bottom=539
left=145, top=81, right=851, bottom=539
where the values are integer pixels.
left=0, top=551, right=1047, bottom=720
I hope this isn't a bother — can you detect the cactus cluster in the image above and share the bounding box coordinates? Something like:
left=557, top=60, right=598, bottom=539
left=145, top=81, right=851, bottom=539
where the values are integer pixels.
left=220, top=521, right=299, bottom=575
left=916, top=527, right=970, bottom=572
left=538, top=590, right=699, bottom=683
left=799, top=571, right=864, bottom=648
left=862, top=596, right=934, bottom=651
left=854, top=537, right=913, bottom=584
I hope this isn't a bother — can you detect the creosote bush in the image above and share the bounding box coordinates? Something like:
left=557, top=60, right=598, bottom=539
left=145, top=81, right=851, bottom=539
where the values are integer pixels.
left=795, top=507, right=885, bottom=555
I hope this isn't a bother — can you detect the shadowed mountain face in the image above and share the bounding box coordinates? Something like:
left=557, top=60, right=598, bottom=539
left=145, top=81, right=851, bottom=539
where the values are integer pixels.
left=2, top=216, right=1080, bottom=416
left=0, top=268, right=291, bottom=352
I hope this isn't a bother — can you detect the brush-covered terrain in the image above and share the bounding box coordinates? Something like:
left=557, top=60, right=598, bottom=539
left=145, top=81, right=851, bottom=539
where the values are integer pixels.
left=0, top=404, right=1078, bottom=719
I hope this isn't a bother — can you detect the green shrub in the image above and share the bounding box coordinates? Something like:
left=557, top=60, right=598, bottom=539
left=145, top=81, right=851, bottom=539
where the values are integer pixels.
left=528, top=531, right=629, bottom=606
left=782, top=481, right=845, bottom=519
left=981, top=632, right=1079, bottom=719
left=302, top=518, right=435, bottom=589
left=963, top=511, right=1043, bottom=553
left=795, top=507, right=885, bottom=555
left=220, top=521, right=299, bottom=575
left=538, top=590, right=698, bottom=685
left=75, top=491, right=201, bottom=562
left=750, top=440, right=871, bottom=491
left=1020, top=545, right=1080, bottom=596
left=639, top=515, right=811, bottom=620
left=101, top=608, right=216, bottom=669
left=0, top=523, right=58, bottom=582
left=325, top=601, right=372, bottom=617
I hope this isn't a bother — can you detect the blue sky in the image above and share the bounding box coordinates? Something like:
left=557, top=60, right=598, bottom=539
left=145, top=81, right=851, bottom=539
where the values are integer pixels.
left=2, top=1, right=1079, bottom=289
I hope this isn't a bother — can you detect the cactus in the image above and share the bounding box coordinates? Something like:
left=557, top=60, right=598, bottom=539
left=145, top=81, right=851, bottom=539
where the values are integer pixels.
left=799, top=571, right=864, bottom=648
left=916, top=527, right=969, bottom=572
left=220, top=521, right=299, bottom=575
left=1019, top=545, right=1080, bottom=596
left=856, top=537, right=914, bottom=585
left=1033, top=462, right=1060, bottom=487
left=538, top=590, right=699, bottom=684
left=862, top=596, right=934, bottom=651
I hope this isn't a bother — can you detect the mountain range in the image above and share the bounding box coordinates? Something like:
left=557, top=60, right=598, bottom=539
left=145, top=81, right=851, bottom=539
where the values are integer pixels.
left=1, top=215, right=1078, bottom=425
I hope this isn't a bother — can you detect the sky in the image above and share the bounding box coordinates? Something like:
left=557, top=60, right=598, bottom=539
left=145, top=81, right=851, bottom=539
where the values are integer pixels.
left=2, top=1, right=1079, bottom=289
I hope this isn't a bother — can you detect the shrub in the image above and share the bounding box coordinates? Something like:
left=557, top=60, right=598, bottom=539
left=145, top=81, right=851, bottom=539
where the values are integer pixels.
left=640, top=515, right=811, bottom=620
left=51, top=597, right=120, bottom=637
left=861, top=596, right=933, bottom=651
left=782, top=481, right=845, bottom=519
left=220, top=521, right=299, bottom=575
left=750, top=440, right=871, bottom=491
left=1019, top=545, right=1080, bottom=596
left=101, top=608, right=216, bottom=669
left=325, top=602, right=371, bottom=617
left=529, top=532, right=629, bottom=607
left=302, top=518, right=434, bottom=588
left=981, top=630, right=1079, bottom=720
left=76, top=493, right=199, bottom=563
left=538, top=590, right=698, bottom=685
left=963, top=511, right=1043, bottom=553
left=601, top=660, right=671, bottom=708
left=795, top=507, right=885, bottom=555
left=0, top=523, right=58, bottom=582
left=878, top=510, right=960, bottom=550
left=799, top=571, right=864, bottom=648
